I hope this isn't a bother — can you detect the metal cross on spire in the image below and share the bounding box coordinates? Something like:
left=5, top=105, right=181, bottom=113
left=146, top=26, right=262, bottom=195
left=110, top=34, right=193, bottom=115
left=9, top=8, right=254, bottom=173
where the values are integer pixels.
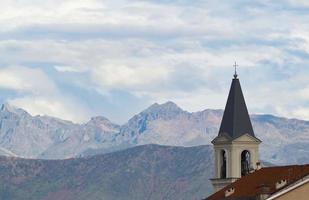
left=233, top=61, right=238, bottom=79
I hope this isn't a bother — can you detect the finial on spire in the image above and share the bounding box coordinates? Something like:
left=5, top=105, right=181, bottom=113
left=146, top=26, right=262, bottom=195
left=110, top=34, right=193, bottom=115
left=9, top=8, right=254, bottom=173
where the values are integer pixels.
left=233, top=61, right=238, bottom=79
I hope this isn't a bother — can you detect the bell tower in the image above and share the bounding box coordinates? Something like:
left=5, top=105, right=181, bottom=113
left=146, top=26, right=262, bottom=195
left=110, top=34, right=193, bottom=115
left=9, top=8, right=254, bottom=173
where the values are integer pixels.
left=210, top=66, right=261, bottom=192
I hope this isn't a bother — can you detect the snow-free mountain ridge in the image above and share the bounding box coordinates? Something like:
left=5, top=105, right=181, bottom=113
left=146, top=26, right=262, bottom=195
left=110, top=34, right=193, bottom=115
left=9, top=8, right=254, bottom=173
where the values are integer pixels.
left=0, top=144, right=214, bottom=200
left=0, top=102, right=308, bottom=164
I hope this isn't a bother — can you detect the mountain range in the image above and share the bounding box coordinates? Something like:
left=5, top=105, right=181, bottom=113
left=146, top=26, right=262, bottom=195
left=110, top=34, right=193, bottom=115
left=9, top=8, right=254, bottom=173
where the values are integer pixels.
left=0, top=102, right=308, bottom=164
left=0, top=144, right=214, bottom=200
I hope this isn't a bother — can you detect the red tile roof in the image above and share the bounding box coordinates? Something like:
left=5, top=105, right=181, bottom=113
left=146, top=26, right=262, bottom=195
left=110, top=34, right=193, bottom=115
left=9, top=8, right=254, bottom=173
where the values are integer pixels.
left=205, top=164, right=309, bottom=200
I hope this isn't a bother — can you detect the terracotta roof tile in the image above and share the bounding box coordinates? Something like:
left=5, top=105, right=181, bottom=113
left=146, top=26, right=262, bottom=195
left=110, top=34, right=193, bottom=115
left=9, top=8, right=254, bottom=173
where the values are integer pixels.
left=205, top=164, right=309, bottom=200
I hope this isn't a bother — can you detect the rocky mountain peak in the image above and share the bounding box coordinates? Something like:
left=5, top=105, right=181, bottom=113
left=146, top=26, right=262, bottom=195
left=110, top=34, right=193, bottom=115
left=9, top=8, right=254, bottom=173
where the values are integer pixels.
left=88, top=116, right=111, bottom=124
left=162, top=101, right=183, bottom=109
left=86, top=116, right=120, bottom=133
left=143, top=101, right=185, bottom=117
left=87, top=116, right=118, bottom=127
left=0, top=103, right=29, bottom=116
left=119, top=101, right=187, bottom=139
left=0, top=103, right=308, bottom=165
left=148, top=101, right=181, bottom=110
left=1, top=103, right=16, bottom=112
left=125, top=101, right=185, bottom=127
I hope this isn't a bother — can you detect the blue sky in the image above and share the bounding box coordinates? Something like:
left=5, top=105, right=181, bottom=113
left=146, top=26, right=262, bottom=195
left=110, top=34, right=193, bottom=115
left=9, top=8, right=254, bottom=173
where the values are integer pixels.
left=0, top=0, right=308, bottom=124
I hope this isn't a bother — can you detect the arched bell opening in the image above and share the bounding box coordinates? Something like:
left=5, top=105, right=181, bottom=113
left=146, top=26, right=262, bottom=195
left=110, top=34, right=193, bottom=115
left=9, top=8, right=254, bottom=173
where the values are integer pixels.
left=241, top=150, right=251, bottom=176
left=220, top=150, right=227, bottom=178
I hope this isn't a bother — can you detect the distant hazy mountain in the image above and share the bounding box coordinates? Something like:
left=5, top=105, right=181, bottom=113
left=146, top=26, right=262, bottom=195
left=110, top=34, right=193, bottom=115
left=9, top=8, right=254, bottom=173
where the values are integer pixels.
left=0, top=144, right=214, bottom=200
left=116, top=101, right=309, bottom=165
left=0, top=102, right=309, bottom=164
left=0, top=104, right=120, bottom=159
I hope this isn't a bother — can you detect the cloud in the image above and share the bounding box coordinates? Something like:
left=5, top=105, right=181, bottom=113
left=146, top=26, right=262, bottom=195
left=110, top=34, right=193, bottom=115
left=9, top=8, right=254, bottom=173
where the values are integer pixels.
left=54, top=65, right=86, bottom=73
left=0, top=0, right=308, bottom=122
left=0, top=66, right=57, bottom=94
left=287, top=0, right=309, bottom=7
left=91, top=65, right=169, bottom=90
left=0, top=66, right=91, bottom=123
left=293, top=107, right=309, bottom=120
left=9, top=96, right=89, bottom=123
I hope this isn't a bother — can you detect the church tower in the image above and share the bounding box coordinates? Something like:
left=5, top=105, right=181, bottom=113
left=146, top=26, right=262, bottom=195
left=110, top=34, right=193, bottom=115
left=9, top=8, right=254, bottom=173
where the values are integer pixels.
left=210, top=68, right=261, bottom=192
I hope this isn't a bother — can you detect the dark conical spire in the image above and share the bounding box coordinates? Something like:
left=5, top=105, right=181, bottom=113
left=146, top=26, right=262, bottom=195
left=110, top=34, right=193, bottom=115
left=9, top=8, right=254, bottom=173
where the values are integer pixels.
left=218, top=74, right=255, bottom=140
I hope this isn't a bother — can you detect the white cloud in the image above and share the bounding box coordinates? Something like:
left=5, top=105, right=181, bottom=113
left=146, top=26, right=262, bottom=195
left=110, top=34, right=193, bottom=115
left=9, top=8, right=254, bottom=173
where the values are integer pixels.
left=0, top=0, right=107, bottom=31
left=9, top=96, right=89, bottom=123
left=287, top=0, right=309, bottom=7
left=293, top=107, right=309, bottom=120
left=298, top=87, right=309, bottom=99
left=91, top=64, right=170, bottom=90
left=0, top=66, right=57, bottom=94
left=0, top=0, right=308, bottom=122
left=0, top=66, right=91, bottom=123
left=54, top=65, right=86, bottom=73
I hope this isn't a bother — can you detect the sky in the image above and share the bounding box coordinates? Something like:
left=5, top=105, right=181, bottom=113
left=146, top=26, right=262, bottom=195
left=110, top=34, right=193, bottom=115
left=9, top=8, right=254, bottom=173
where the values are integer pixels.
left=0, top=0, right=308, bottom=124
